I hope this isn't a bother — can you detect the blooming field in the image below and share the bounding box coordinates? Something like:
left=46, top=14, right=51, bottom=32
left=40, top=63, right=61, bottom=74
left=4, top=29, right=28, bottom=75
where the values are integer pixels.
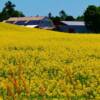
left=0, top=23, right=100, bottom=100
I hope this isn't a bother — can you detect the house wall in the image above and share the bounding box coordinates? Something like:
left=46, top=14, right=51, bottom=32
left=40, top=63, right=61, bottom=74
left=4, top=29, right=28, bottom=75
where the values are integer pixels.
left=39, top=17, right=54, bottom=28
left=58, top=25, right=69, bottom=32
left=69, top=25, right=88, bottom=33
left=58, top=25, right=88, bottom=33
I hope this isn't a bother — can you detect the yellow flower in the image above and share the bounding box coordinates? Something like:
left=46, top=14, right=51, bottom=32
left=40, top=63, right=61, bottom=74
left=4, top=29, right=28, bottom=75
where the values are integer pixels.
left=95, top=95, right=100, bottom=100
left=0, top=96, right=3, bottom=100
left=1, top=80, right=7, bottom=89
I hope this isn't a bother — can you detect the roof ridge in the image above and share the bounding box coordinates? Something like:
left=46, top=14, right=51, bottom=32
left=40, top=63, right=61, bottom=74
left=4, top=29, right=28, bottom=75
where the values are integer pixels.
left=7, top=16, right=47, bottom=21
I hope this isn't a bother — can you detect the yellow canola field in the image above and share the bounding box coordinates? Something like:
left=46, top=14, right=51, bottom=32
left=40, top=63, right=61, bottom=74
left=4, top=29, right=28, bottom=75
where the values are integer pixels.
left=0, top=23, right=100, bottom=100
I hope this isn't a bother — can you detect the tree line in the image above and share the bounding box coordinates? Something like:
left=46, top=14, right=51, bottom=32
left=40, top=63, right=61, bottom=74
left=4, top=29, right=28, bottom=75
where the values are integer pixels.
left=48, top=10, right=83, bottom=21
left=0, top=1, right=100, bottom=33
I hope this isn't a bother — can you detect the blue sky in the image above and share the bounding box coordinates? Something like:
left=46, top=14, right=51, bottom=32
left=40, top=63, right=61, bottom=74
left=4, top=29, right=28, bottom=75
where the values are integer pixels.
left=0, top=0, right=99, bottom=17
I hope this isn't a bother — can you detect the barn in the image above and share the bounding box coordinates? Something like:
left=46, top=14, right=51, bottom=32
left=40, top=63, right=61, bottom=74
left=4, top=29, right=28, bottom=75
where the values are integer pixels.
left=54, top=21, right=89, bottom=33
left=4, top=16, right=55, bottom=30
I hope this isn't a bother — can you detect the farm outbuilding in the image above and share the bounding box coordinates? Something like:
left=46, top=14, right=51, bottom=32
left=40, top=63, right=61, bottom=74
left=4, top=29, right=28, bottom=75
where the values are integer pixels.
left=54, top=21, right=89, bottom=33
left=4, top=16, right=55, bottom=30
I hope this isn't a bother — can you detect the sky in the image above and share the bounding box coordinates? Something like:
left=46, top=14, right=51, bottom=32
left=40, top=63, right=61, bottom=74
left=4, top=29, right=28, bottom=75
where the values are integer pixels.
left=0, top=0, right=99, bottom=17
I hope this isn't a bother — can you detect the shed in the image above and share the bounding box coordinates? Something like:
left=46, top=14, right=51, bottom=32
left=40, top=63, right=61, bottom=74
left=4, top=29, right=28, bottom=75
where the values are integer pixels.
left=57, top=21, right=88, bottom=33
left=4, top=16, right=55, bottom=30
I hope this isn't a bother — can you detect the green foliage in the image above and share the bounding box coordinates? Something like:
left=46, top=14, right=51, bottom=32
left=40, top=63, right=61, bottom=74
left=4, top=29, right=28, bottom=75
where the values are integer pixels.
left=51, top=16, right=61, bottom=22
left=84, top=5, right=100, bottom=33
left=0, top=1, right=25, bottom=21
left=76, top=16, right=84, bottom=21
left=59, top=10, right=67, bottom=20
left=65, top=16, right=75, bottom=21
left=49, top=10, right=75, bottom=22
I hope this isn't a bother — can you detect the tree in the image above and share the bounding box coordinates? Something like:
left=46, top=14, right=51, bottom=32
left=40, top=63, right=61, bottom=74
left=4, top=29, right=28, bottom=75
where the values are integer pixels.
left=48, top=12, right=52, bottom=18
left=0, top=1, right=25, bottom=21
left=59, top=10, right=67, bottom=20
left=84, top=5, right=100, bottom=33
left=50, top=16, right=61, bottom=22
left=65, top=16, right=75, bottom=21
left=76, top=15, right=84, bottom=21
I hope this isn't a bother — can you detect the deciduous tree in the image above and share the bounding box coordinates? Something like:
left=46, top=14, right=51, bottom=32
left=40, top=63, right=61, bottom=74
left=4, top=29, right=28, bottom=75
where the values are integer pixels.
left=0, top=1, right=25, bottom=21
left=84, top=5, right=100, bottom=33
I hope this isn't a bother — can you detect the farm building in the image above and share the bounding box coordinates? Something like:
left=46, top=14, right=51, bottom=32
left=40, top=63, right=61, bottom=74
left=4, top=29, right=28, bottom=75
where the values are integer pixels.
left=54, top=21, right=89, bottom=33
left=4, top=16, right=55, bottom=30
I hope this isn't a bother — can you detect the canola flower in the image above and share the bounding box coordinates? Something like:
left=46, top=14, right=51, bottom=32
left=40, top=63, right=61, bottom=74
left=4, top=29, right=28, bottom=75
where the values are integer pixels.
left=0, top=96, right=3, bottom=100
left=0, top=23, right=100, bottom=100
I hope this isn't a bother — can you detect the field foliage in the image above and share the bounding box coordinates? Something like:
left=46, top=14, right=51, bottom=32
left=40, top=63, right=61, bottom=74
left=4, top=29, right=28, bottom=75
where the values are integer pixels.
left=0, top=23, right=100, bottom=100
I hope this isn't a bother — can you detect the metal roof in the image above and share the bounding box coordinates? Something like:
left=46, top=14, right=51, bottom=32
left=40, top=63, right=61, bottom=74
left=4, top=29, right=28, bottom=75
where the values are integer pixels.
left=26, top=25, right=39, bottom=28
left=61, top=21, right=85, bottom=26
left=7, top=16, right=46, bottom=21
